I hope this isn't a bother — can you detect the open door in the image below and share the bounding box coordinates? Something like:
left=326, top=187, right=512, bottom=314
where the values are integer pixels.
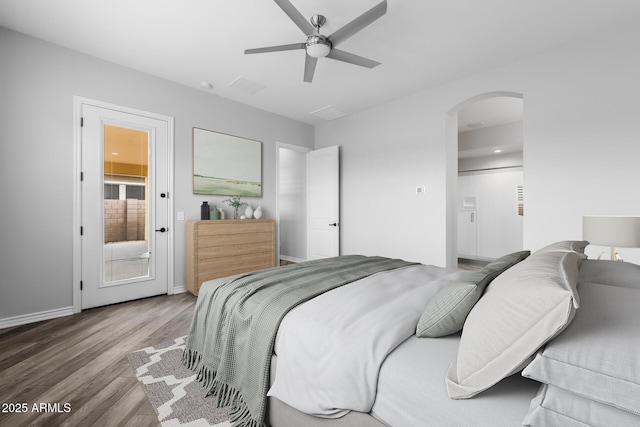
left=307, top=146, right=340, bottom=259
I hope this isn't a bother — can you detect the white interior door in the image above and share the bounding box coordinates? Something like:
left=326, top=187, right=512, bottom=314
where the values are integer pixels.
left=307, top=146, right=340, bottom=259
left=80, top=103, right=170, bottom=309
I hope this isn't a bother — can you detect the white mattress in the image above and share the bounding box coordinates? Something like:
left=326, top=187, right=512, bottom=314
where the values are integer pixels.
left=371, top=333, right=540, bottom=427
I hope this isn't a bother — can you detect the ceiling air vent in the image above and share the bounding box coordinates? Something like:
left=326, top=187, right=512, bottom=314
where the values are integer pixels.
left=466, top=121, right=485, bottom=129
left=227, top=76, right=266, bottom=95
left=309, top=106, right=348, bottom=121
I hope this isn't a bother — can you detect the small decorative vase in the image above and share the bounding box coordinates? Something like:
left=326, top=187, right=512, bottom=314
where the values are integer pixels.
left=254, top=205, right=263, bottom=219
left=200, top=201, right=210, bottom=220
left=210, top=205, right=220, bottom=220
left=217, top=207, right=226, bottom=220
left=245, top=205, right=254, bottom=219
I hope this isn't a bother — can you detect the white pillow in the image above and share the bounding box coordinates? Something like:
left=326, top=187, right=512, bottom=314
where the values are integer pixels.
left=523, top=384, right=640, bottom=427
left=578, top=259, right=640, bottom=290
left=445, top=250, right=584, bottom=399
left=534, top=240, right=589, bottom=254
left=522, top=281, right=640, bottom=416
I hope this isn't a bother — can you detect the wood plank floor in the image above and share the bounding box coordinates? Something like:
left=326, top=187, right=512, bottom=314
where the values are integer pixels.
left=0, top=292, right=197, bottom=427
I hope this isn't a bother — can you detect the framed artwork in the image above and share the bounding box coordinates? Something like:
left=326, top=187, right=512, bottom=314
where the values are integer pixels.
left=192, top=128, right=262, bottom=196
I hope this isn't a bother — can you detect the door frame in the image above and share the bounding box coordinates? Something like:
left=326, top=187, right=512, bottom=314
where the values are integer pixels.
left=72, top=96, right=175, bottom=314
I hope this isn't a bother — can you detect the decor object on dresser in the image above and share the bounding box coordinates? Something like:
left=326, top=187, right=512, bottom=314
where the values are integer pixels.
left=200, top=201, right=210, bottom=220
left=192, top=127, right=262, bottom=197
left=210, top=204, right=220, bottom=220
left=184, top=219, right=275, bottom=295
left=223, top=195, right=246, bottom=219
left=245, top=204, right=254, bottom=219
left=583, top=215, right=640, bottom=260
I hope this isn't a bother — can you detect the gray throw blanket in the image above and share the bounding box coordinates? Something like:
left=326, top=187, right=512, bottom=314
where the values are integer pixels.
left=183, top=255, right=416, bottom=427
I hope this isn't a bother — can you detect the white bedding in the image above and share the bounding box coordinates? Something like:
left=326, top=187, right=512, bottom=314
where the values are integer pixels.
left=371, top=334, right=539, bottom=426
left=267, top=264, right=461, bottom=418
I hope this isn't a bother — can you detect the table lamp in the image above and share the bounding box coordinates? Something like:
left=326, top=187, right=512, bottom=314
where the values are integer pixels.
left=583, top=215, right=640, bottom=261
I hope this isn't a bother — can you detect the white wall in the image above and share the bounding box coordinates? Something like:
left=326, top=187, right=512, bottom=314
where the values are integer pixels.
left=316, top=102, right=446, bottom=264
left=0, top=27, right=313, bottom=322
left=315, top=22, right=640, bottom=266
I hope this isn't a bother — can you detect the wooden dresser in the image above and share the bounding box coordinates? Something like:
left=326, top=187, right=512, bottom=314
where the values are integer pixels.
left=185, top=219, right=276, bottom=295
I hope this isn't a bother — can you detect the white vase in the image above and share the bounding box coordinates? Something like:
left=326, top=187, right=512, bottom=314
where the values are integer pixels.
left=245, top=205, right=254, bottom=219
left=254, top=205, right=263, bottom=219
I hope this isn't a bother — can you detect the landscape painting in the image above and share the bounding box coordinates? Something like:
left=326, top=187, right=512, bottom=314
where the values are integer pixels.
left=193, top=128, right=262, bottom=196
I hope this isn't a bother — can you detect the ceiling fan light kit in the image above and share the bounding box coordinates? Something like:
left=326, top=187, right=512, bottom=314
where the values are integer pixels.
left=306, top=34, right=331, bottom=58
left=244, top=0, right=387, bottom=82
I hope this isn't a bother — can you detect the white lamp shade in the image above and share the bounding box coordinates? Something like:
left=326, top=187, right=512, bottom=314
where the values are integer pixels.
left=583, top=215, right=640, bottom=248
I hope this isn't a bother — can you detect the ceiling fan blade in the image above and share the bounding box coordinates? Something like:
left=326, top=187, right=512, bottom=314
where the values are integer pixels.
left=274, top=0, right=316, bottom=35
left=304, top=55, right=318, bottom=83
left=326, top=49, right=381, bottom=68
left=328, top=0, right=387, bottom=47
left=244, top=43, right=305, bottom=55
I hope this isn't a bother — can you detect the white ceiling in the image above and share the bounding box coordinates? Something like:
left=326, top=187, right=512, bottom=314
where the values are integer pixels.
left=458, top=97, right=522, bottom=133
left=2, top=0, right=640, bottom=126
left=458, top=97, right=523, bottom=159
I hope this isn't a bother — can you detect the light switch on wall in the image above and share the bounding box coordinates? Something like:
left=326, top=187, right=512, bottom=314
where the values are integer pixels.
left=416, top=186, right=426, bottom=195
left=177, top=211, right=185, bottom=221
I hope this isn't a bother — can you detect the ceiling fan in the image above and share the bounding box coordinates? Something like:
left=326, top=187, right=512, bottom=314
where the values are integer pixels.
left=244, top=0, right=387, bottom=83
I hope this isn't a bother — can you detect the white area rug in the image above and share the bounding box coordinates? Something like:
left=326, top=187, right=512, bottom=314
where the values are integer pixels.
left=128, top=336, right=230, bottom=427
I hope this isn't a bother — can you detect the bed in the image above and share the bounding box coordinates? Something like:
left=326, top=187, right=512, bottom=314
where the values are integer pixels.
left=183, top=241, right=640, bottom=427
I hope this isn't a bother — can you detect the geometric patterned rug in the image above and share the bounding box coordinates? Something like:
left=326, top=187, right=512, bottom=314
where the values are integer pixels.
left=127, top=336, right=230, bottom=427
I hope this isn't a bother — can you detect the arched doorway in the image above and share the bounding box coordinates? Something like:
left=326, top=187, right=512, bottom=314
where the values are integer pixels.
left=445, top=92, right=524, bottom=268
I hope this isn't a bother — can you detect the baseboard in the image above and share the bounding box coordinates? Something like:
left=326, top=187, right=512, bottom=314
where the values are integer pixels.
left=172, top=285, right=188, bottom=295
left=280, top=255, right=307, bottom=263
left=0, top=306, right=74, bottom=329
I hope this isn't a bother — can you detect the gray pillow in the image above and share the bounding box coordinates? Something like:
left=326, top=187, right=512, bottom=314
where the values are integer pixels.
left=416, top=250, right=530, bottom=338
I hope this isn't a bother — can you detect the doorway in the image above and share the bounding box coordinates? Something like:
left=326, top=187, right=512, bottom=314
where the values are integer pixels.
left=73, top=98, right=174, bottom=311
left=456, top=95, right=524, bottom=262
left=276, top=144, right=340, bottom=262
left=277, top=143, right=311, bottom=264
